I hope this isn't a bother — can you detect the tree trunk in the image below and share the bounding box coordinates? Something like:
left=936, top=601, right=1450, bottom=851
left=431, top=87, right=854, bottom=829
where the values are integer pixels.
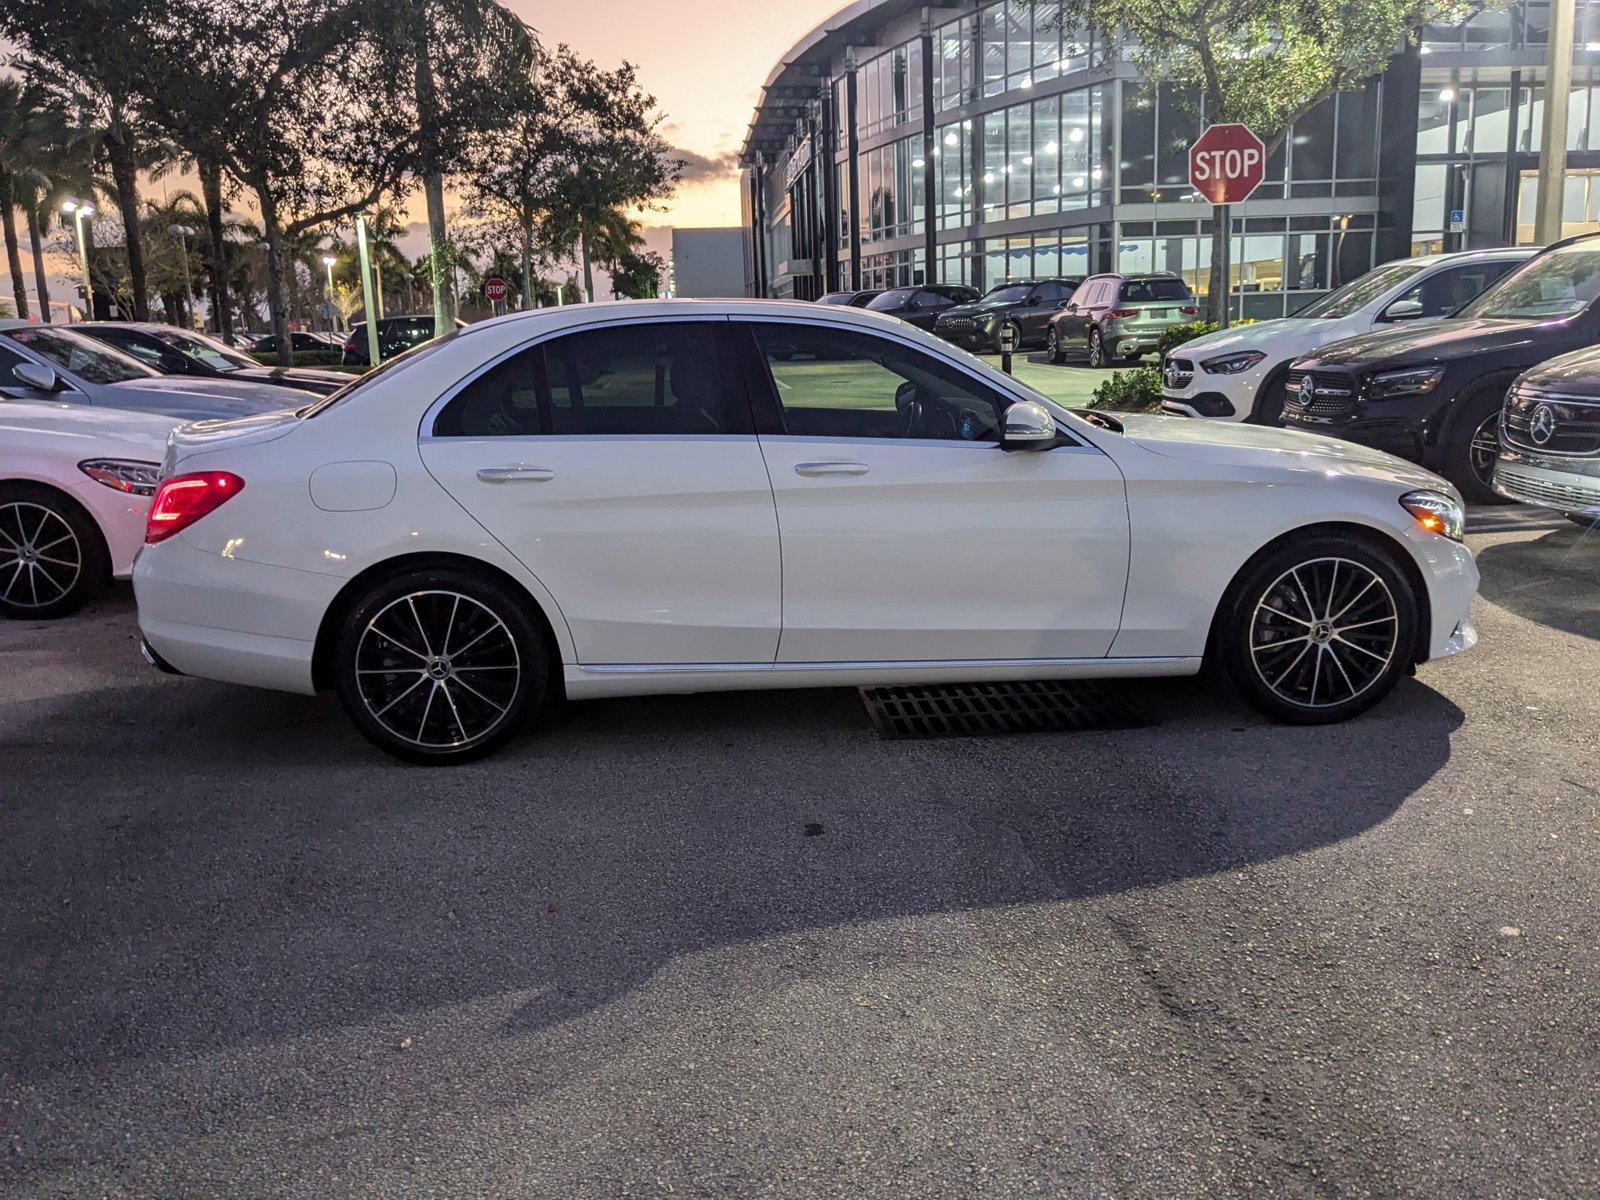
left=0, top=174, right=30, bottom=320
left=258, top=189, right=293, bottom=368
left=410, top=13, right=453, bottom=337
left=200, top=156, right=232, bottom=339
left=579, top=216, right=594, bottom=302
left=26, top=201, right=51, bottom=322
left=425, top=170, right=450, bottom=331
left=520, top=218, right=534, bottom=310
left=105, top=117, right=150, bottom=320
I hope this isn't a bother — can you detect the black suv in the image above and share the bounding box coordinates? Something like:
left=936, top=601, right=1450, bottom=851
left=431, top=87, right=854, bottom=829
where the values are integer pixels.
left=931, top=278, right=1083, bottom=353
left=1283, top=234, right=1600, bottom=501
left=343, top=315, right=468, bottom=366
left=863, top=284, right=980, bottom=331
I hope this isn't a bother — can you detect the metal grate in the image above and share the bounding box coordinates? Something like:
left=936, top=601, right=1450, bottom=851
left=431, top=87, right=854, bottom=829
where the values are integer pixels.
left=858, top=680, right=1152, bottom=741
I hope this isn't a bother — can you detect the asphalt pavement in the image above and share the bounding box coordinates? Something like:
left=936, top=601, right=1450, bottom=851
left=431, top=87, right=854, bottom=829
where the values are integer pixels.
left=0, top=507, right=1595, bottom=1198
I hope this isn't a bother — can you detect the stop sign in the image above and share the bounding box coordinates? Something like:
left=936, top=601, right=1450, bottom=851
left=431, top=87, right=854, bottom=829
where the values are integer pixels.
left=1188, top=124, right=1266, bottom=205
left=484, top=276, right=509, bottom=303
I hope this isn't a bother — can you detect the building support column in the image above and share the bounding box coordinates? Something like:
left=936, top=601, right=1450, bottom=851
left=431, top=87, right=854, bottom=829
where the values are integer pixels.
left=820, top=82, right=841, bottom=292
left=1534, top=0, right=1576, bottom=244
left=1375, top=40, right=1422, bottom=264
left=920, top=11, right=938, bottom=285
left=845, top=51, right=863, bottom=290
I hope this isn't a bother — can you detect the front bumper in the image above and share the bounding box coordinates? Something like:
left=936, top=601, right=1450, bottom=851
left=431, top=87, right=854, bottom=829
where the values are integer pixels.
left=1493, top=452, right=1600, bottom=516
left=933, top=324, right=996, bottom=352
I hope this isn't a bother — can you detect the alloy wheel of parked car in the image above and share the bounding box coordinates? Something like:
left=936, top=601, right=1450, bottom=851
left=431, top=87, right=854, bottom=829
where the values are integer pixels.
left=1221, top=536, right=1416, bottom=724
left=1088, top=329, right=1108, bottom=368
left=0, top=486, right=111, bottom=620
left=334, top=571, right=548, bottom=763
left=1468, top=414, right=1501, bottom=494
left=1046, top=324, right=1063, bottom=364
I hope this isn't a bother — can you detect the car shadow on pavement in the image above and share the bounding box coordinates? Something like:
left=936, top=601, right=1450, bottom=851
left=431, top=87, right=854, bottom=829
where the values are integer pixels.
left=1474, top=521, right=1600, bottom=642
left=0, top=589, right=1466, bottom=1121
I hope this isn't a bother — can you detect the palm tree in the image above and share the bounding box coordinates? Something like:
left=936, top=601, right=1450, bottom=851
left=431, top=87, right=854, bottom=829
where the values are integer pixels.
left=0, top=78, right=63, bottom=320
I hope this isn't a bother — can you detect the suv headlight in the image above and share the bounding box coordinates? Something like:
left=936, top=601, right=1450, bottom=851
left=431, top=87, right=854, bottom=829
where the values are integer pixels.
left=1400, top=489, right=1465, bottom=541
left=79, top=459, right=162, bottom=496
left=1200, top=350, right=1266, bottom=375
left=1370, top=365, right=1445, bottom=399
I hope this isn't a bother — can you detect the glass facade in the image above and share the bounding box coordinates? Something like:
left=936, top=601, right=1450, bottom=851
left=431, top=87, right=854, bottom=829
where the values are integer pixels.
left=745, top=0, right=1600, bottom=306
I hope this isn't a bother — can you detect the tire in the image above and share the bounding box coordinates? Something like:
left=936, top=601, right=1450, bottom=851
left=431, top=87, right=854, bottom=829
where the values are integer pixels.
left=1247, top=363, right=1290, bottom=426
left=0, top=483, right=112, bottom=620
left=1088, top=328, right=1109, bottom=369
left=1440, top=390, right=1510, bottom=505
left=1046, top=324, right=1064, bottom=364
left=1217, top=533, right=1419, bottom=725
left=333, top=567, right=550, bottom=764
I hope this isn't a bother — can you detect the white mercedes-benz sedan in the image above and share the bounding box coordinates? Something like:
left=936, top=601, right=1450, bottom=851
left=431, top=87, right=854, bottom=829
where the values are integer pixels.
left=132, top=300, right=1479, bottom=763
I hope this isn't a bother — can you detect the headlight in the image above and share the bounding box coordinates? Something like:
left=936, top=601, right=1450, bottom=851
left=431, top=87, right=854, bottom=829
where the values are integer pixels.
left=79, top=459, right=162, bottom=497
left=1200, top=350, right=1267, bottom=375
left=1400, top=489, right=1465, bottom=541
left=1369, top=365, right=1445, bottom=399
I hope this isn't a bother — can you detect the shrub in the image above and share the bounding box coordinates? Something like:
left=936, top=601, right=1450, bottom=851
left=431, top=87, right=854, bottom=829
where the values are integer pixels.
left=251, top=349, right=346, bottom=368
left=1088, top=365, right=1163, bottom=413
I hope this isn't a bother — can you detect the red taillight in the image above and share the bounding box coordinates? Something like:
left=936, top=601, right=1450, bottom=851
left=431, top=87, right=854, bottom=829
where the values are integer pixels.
left=1179, top=305, right=1199, bottom=315
left=145, top=471, right=245, bottom=544
left=1108, top=307, right=1139, bottom=318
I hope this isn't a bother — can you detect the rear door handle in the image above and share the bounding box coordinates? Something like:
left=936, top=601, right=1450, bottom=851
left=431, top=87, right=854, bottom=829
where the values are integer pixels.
left=476, top=466, right=555, bottom=483
left=794, top=461, right=870, bottom=477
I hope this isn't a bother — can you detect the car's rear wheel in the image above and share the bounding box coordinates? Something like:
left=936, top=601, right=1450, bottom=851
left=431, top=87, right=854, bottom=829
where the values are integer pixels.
left=334, top=569, right=549, bottom=764
left=1046, top=324, right=1064, bottom=363
left=1088, top=328, right=1109, bottom=368
left=0, top=483, right=111, bottom=621
left=1218, top=534, right=1418, bottom=724
left=1441, top=390, right=1510, bottom=504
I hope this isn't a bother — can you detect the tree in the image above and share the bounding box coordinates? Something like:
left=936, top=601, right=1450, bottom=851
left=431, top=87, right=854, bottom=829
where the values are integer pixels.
left=1048, top=0, right=1475, bottom=319
left=139, top=0, right=417, bottom=364
left=609, top=247, right=665, bottom=299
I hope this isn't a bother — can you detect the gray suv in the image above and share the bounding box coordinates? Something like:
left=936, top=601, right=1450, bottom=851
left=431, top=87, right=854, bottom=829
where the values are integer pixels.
left=1494, top=345, right=1600, bottom=527
left=1047, top=273, right=1198, bottom=367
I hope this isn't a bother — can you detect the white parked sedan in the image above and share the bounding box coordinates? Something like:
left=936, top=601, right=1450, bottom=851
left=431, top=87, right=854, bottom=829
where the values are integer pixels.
left=133, top=300, right=1479, bottom=763
left=1, top=400, right=179, bottom=618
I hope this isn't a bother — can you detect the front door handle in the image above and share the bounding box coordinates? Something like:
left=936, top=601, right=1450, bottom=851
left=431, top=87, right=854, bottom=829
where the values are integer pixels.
left=476, top=466, right=555, bottom=483
left=794, top=461, right=870, bottom=477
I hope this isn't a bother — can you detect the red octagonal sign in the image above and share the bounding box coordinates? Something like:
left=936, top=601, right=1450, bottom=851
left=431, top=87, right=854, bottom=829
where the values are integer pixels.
left=484, top=276, right=509, bottom=303
left=1188, top=124, right=1266, bottom=206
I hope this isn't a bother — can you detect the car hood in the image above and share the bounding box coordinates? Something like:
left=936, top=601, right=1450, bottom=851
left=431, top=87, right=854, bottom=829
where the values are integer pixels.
left=234, top=365, right=350, bottom=392
left=1515, top=342, right=1600, bottom=398
left=1170, top=317, right=1348, bottom=359
left=0, top=399, right=180, bottom=457
left=1113, top=412, right=1454, bottom=494
left=111, top=376, right=309, bottom=419
left=1296, top=317, right=1551, bottom=368
left=938, top=298, right=1014, bottom=319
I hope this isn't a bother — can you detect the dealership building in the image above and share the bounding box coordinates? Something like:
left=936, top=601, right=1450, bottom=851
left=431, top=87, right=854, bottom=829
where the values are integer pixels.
left=739, top=0, right=1600, bottom=318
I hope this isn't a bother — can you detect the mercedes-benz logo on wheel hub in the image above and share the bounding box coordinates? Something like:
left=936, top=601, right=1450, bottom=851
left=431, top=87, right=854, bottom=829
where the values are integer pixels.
left=1529, top=403, right=1558, bottom=446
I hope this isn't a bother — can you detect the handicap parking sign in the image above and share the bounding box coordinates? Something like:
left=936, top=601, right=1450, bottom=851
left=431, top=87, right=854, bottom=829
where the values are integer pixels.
left=1448, top=208, right=1466, bottom=232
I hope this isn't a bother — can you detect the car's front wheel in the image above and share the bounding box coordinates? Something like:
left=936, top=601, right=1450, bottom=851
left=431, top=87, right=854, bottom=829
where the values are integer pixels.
left=1442, top=390, right=1510, bottom=504
left=333, top=568, right=550, bottom=764
left=0, top=483, right=111, bottom=621
left=1218, top=534, right=1418, bottom=724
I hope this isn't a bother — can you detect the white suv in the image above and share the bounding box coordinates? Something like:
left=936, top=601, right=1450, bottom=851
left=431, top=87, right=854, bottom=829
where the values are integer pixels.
left=1159, top=248, right=1536, bottom=424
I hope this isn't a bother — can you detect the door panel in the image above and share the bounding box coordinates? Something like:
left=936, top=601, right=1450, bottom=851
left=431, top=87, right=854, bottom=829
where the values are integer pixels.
left=742, top=320, right=1130, bottom=663
left=420, top=320, right=781, bottom=665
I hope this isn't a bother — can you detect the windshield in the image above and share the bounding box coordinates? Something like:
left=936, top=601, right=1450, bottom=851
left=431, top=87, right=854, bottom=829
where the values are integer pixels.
left=6, top=327, right=157, bottom=384
left=980, top=285, right=1033, bottom=305
left=1456, top=243, right=1600, bottom=320
left=154, top=329, right=259, bottom=372
left=866, top=288, right=917, bottom=310
left=300, top=330, right=463, bottom=418
left=1294, top=260, right=1430, bottom=318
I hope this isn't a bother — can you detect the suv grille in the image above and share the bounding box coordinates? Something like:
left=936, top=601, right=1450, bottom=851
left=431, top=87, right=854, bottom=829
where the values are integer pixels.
left=1501, top=386, right=1600, bottom=456
left=939, top=317, right=976, bottom=333
left=1495, top=464, right=1600, bottom=512
left=1283, top=369, right=1358, bottom=420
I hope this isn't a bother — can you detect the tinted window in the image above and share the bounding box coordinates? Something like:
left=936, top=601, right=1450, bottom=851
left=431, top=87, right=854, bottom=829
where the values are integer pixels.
left=1457, top=244, right=1600, bottom=320
left=5, top=328, right=154, bottom=383
left=156, top=330, right=258, bottom=372
left=433, top=321, right=750, bottom=438
left=1296, top=260, right=1428, bottom=318
left=750, top=322, right=1007, bottom=442
left=866, top=288, right=918, bottom=311
left=913, top=289, right=952, bottom=308
left=1120, top=278, right=1192, bottom=303
left=1071, top=279, right=1106, bottom=307
left=0, top=346, right=30, bottom=388
left=1390, top=262, right=1518, bottom=318
left=1033, top=281, right=1069, bottom=303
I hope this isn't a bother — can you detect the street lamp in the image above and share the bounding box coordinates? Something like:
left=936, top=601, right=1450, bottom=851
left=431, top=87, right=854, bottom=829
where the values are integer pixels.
left=62, top=200, right=94, bottom=320
left=354, top=215, right=381, bottom=367
left=167, top=224, right=197, bottom=329
left=321, top=255, right=337, bottom=332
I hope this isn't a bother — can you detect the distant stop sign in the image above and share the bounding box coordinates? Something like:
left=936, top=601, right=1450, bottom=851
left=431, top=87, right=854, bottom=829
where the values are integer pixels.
left=1188, top=124, right=1266, bottom=205
left=484, top=276, right=509, bottom=303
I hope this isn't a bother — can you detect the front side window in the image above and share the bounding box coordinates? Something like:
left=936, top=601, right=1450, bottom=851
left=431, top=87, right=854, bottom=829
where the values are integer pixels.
left=433, top=321, right=750, bottom=438
left=749, top=322, right=1007, bottom=442
left=1456, top=244, right=1600, bottom=320
left=1389, top=261, right=1520, bottom=318
left=1295, top=260, right=1429, bottom=318
left=5, top=328, right=155, bottom=384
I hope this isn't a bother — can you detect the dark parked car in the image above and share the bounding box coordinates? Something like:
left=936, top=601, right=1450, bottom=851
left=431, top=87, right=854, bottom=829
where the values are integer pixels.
left=1491, top=346, right=1600, bottom=527
left=815, top=290, right=882, bottom=307
left=250, top=331, right=344, bottom=366
left=342, top=315, right=467, bottom=366
left=78, top=322, right=351, bottom=397
left=863, top=284, right=981, bottom=330
left=931, top=278, right=1083, bottom=353
left=1283, top=233, right=1600, bottom=501
left=1048, top=272, right=1199, bottom=367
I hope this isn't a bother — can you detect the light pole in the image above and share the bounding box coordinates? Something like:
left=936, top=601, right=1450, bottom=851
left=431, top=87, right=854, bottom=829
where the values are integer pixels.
left=62, top=200, right=94, bottom=320
left=355, top=215, right=381, bottom=367
left=167, top=224, right=197, bottom=329
left=321, top=255, right=337, bottom=332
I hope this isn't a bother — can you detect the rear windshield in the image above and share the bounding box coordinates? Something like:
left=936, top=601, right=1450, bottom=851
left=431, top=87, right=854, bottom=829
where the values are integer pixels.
left=1456, top=242, right=1600, bottom=320
left=1120, top=278, right=1191, bottom=302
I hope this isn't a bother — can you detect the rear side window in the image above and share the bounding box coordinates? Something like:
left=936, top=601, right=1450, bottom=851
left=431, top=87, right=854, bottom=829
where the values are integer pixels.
left=433, top=321, right=752, bottom=437
left=1120, top=278, right=1192, bottom=303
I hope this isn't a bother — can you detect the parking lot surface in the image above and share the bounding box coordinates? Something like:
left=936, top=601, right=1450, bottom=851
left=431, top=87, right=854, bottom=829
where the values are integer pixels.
left=1, top=508, right=1596, bottom=1198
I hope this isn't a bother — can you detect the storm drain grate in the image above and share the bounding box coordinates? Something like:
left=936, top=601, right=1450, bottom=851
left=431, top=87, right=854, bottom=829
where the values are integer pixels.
left=858, top=680, right=1152, bottom=741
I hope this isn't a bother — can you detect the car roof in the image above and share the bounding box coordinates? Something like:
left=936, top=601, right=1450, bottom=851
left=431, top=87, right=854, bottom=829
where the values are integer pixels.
left=1405, top=247, right=1540, bottom=266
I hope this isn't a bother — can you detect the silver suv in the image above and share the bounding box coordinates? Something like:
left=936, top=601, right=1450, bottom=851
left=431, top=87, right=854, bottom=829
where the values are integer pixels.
left=1494, top=345, right=1600, bottom=527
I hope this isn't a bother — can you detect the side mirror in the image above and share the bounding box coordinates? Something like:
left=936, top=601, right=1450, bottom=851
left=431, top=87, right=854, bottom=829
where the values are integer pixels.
left=13, top=362, right=61, bottom=392
left=1025, top=294, right=1042, bottom=306
left=1383, top=299, right=1426, bottom=321
left=1055, top=299, right=1071, bottom=310
left=1000, top=400, right=1057, bottom=450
